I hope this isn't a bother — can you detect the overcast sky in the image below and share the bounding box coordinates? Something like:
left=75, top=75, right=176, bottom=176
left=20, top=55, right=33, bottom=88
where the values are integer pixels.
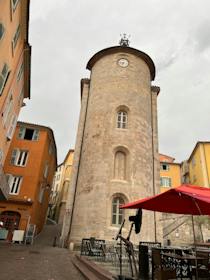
left=19, top=0, right=210, bottom=164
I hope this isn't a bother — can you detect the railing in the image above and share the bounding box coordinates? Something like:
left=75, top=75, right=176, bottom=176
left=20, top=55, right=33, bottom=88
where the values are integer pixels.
left=0, top=165, right=9, bottom=200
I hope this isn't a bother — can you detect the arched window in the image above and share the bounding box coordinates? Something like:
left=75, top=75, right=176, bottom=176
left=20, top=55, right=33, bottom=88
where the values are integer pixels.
left=114, top=151, right=126, bottom=180
left=112, top=197, right=124, bottom=226
left=117, top=111, right=127, bottom=129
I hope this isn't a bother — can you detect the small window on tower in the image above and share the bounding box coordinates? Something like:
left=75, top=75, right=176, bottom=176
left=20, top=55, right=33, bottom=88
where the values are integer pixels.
left=112, top=197, right=125, bottom=226
left=117, top=111, right=127, bottom=129
left=161, top=163, right=169, bottom=171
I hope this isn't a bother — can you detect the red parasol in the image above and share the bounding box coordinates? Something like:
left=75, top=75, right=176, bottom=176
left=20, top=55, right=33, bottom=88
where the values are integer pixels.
left=121, top=184, right=210, bottom=215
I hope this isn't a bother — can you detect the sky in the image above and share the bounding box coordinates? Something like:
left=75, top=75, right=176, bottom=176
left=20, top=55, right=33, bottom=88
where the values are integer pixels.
left=19, top=0, right=210, bottom=164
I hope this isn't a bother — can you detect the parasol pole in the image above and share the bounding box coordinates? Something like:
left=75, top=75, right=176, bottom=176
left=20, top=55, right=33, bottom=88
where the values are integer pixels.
left=191, top=215, right=198, bottom=280
left=192, top=197, right=204, bottom=280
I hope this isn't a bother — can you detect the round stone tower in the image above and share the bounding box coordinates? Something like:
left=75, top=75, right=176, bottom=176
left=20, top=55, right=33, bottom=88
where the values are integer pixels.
left=61, top=44, right=161, bottom=247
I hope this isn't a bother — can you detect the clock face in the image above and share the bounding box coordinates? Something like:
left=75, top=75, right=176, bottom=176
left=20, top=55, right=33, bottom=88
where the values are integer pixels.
left=118, top=58, right=129, bottom=68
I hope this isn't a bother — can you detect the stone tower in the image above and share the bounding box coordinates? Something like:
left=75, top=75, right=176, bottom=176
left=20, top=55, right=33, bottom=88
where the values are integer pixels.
left=61, top=44, right=161, bottom=247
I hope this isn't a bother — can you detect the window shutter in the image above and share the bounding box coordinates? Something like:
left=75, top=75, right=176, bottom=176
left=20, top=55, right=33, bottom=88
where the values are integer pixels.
left=18, top=126, right=25, bottom=139
left=6, top=174, right=12, bottom=191
left=38, top=187, right=45, bottom=203
left=44, top=163, right=49, bottom=178
left=7, top=113, right=17, bottom=140
left=0, top=149, right=3, bottom=165
left=33, top=129, right=39, bottom=140
left=11, top=149, right=18, bottom=165
left=0, top=63, right=9, bottom=96
left=0, top=23, right=5, bottom=40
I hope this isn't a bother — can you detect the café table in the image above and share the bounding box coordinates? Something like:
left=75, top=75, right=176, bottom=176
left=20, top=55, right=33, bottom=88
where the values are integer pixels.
left=161, top=252, right=208, bottom=279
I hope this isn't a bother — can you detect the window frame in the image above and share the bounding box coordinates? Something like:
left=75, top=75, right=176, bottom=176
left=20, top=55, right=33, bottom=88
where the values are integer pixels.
left=160, top=176, right=172, bottom=187
left=0, top=23, right=5, bottom=41
left=2, top=91, right=13, bottom=127
left=160, top=163, right=170, bottom=171
left=43, top=163, right=49, bottom=179
left=11, top=149, right=28, bottom=167
left=0, top=63, right=10, bottom=96
left=18, top=86, right=24, bottom=106
left=17, top=62, right=24, bottom=82
left=38, top=186, right=45, bottom=203
left=11, top=0, right=20, bottom=13
left=0, top=149, right=3, bottom=165
left=8, top=175, right=22, bottom=195
left=18, top=127, right=40, bottom=141
left=6, top=113, right=17, bottom=140
left=112, top=197, right=125, bottom=226
left=117, top=111, right=128, bottom=129
left=12, top=24, right=21, bottom=53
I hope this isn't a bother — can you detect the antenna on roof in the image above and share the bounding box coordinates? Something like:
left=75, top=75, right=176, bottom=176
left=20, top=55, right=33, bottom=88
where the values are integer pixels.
left=119, top=34, right=130, bottom=47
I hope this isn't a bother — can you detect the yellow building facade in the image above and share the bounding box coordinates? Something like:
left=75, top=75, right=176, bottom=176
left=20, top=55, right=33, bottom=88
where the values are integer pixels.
left=0, top=0, right=31, bottom=200
left=50, top=149, right=74, bottom=225
left=159, top=154, right=181, bottom=193
left=187, top=142, right=210, bottom=187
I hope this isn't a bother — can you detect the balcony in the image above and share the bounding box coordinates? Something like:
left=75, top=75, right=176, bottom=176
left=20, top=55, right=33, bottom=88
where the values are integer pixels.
left=0, top=165, right=9, bottom=200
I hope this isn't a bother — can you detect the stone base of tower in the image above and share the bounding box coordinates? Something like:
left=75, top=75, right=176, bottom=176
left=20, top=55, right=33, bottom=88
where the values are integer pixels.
left=67, top=210, right=163, bottom=251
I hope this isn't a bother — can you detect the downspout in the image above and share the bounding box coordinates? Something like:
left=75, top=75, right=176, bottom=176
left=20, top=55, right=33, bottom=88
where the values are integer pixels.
left=66, top=79, right=90, bottom=246
left=203, top=144, right=210, bottom=188
left=150, top=87, right=157, bottom=242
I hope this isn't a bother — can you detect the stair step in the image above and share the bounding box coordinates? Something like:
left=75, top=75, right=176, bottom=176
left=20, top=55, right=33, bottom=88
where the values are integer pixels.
left=73, top=255, right=114, bottom=280
left=73, top=257, right=99, bottom=280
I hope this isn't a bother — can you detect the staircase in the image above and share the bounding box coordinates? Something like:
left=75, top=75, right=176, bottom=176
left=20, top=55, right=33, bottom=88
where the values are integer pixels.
left=163, top=215, right=189, bottom=238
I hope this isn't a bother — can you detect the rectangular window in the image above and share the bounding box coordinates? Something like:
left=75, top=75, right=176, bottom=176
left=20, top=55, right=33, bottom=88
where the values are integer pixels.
left=18, top=87, right=24, bottom=106
left=6, top=113, right=17, bottom=140
left=38, top=187, right=45, bottom=203
left=160, top=177, right=172, bottom=187
left=2, top=91, right=13, bottom=127
left=0, top=23, right=5, bottom=41
left=49, top=141, right=53, bottom=155
left=8, top=175, right=22, bottom=195
left=11, top=0, right=20, bottom=12
left=192, top=157, right=196, bottom=168
left=0, top=149, right=3, bottom=165
left=160, top=163, right=169, bottom=171
left=17, top=62, right=24, bottom=82
left=18, top=127, right=39, bottom=141
left=0, top=63, right=9, bottom=96
left=44, top=163, right=49, bottom=179
left=12, top=24, right=20, bottom=52
left=11, top=149, right=28, bottom=167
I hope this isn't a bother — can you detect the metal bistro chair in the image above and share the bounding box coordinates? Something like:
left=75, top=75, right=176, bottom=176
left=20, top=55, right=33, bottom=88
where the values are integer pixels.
left=191, top=250, right=210, bottom=279
left=86, top=238, right=106, bottom=261
left=152, top=248, right=176, bottom=280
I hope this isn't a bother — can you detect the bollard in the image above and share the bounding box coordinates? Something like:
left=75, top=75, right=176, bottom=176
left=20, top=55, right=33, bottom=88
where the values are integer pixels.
left=139, top=245, right=149, bottom=279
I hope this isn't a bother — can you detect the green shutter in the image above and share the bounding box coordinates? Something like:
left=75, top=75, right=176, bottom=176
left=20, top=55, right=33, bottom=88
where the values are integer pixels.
left=11, top=149, right=18, bottom=165
left=18, top=127, right=25, bottom=139
left=32, top=129, right=39, bottom=140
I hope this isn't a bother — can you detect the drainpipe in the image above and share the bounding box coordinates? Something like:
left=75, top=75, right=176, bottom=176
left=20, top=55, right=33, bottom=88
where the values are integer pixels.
left=150, top=86, right=160, bottom=242
left=203, top=144, right=210, bottom=187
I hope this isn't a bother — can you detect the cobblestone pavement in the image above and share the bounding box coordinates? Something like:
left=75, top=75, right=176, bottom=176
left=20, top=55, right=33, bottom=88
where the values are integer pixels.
left=0, top=224, right=85, bottom=280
